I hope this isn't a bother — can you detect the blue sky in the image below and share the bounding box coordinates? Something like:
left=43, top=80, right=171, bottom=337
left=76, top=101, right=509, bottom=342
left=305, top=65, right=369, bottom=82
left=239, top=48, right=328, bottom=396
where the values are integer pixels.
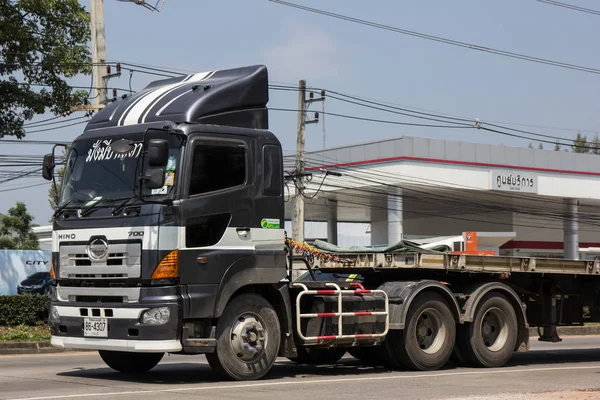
left=3, top=0, right=600, bottom=224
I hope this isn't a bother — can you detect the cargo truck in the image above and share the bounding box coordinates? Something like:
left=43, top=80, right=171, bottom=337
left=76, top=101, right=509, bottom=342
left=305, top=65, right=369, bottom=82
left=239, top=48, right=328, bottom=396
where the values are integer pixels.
left=42, top=64, right=600, bottom=381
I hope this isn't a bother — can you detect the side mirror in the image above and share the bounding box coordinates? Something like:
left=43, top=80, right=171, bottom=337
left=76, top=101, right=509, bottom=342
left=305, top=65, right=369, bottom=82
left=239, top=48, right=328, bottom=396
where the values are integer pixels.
left=42, top=153, right=55, bottom=181
left=147, top=139, right=169, bottom=167
left=143, top=168, right=165, bottom=189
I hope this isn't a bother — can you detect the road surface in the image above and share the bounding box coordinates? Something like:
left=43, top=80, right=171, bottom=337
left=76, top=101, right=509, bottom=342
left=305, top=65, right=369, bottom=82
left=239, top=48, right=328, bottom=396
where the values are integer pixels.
left=1, top=336, right=600, bottom=400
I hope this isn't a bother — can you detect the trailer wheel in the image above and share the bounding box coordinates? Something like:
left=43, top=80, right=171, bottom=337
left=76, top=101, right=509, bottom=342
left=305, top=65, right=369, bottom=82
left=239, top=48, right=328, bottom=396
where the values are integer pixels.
left=384, top=292, right=455, bottom=371
left=98, top=350, right=164, bottom=373
left=457, top=292, right=517, bottom=368
left=206, top=294, right=280, bottom=381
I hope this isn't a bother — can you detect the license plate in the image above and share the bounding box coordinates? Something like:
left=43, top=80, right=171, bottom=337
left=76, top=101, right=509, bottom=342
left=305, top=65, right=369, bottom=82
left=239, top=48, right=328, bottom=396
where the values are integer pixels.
left=83, top=318, right=108, bottom=337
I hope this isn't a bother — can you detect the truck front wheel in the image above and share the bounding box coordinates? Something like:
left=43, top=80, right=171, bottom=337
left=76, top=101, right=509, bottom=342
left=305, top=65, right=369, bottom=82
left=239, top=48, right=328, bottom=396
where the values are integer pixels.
left=456, top=292, right=517, bottom=368
left=206, top=294, right=281, bottom=381
left=98, top=350, right=164, bottom=373
left=384, top=292, right=456, bottom=371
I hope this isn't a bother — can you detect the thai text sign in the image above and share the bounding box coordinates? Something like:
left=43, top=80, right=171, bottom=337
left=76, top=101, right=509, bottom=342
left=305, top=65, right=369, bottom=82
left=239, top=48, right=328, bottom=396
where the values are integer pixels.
left=491, top=170, right=537, bottom=193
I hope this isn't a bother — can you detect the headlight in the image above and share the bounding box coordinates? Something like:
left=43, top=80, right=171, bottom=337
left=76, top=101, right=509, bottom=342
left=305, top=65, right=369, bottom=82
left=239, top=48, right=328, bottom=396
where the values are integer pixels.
left=49, top=306, right=60, bottom=323
left=140, top=307, right=170, bottom=325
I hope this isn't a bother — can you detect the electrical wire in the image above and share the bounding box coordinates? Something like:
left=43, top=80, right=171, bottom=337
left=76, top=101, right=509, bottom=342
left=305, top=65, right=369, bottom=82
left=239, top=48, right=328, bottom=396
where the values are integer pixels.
left=267, top=0, right=600, bottom=75
left=270, top=107, right=473, bottom=129
left=536, top=0, right=600, bottom=16
left=0, top=182, right=49, bottom=193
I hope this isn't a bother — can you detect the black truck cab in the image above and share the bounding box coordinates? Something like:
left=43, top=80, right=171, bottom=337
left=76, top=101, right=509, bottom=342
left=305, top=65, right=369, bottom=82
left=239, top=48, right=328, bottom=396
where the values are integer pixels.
left=44, top=65, right=291, bottom=379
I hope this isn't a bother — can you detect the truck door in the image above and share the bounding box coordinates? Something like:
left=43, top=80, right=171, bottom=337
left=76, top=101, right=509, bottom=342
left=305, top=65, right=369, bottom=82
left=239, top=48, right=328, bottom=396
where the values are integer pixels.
left=178, top=134, right=255, bottom=319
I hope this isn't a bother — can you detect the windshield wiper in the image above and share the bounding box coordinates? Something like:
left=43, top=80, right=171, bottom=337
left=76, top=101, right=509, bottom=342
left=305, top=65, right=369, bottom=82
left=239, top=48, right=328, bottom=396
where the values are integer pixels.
left=53, top=199, right=74, bottom=217
left=79, top=198, right=104, bottom=217
left=112, top=195, right=139, bottom=216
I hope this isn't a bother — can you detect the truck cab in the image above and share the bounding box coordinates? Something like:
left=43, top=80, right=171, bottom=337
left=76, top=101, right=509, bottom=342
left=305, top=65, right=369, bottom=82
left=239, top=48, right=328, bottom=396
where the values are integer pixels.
left=43, top=65, right=292, bottom=380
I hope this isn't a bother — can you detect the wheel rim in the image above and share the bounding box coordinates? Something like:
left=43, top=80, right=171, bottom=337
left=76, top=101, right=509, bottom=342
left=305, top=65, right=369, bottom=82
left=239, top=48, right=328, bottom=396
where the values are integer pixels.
left=414, top=308, right=446, bottom=355
left=479, top=307, right=509, bottom=352
left=230, top=312, right=268, bottom=362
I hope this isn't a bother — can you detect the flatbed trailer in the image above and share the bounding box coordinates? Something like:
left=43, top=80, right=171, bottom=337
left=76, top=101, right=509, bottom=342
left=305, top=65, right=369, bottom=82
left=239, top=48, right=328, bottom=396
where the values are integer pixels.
left=287, top=241, right=600, bottom=367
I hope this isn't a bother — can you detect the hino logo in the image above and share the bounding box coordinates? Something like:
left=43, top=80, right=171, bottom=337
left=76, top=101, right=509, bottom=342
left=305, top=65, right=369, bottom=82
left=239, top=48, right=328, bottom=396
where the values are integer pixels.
left=86, top=238, right=109, bottom=261
left=58, top=233, right=75, bottom=240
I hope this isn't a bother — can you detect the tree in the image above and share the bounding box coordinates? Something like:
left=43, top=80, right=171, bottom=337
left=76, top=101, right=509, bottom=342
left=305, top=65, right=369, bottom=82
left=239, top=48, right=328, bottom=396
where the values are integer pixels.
left=554, top=141, right=561, bottom=151
left=571, top=132, right=589, bottom=153
left=538, top=143, right=543, bottom=150
left=0, top=202, right=39, bottom=250
left=528, top=142, right=534, bottom=149
left=0, top=0, right=91, bottom=139
left=591, top=135, right=600, bottom=155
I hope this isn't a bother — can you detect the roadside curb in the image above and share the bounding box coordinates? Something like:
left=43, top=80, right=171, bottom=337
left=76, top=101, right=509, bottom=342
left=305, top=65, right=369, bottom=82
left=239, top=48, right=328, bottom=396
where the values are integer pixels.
left=1, top=326, right=600, bottom=355
left=0, top=341, right=93, bottom=355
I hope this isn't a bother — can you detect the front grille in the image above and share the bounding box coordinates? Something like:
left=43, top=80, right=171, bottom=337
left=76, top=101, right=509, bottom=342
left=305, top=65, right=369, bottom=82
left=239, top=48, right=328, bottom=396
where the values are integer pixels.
left=70, top=253, right=127, bottom=266
left=70, top=273, right=127, bottom=279
left=75, top=295, right=124, bottom=303
left=59, top=242, right=141, bottom=280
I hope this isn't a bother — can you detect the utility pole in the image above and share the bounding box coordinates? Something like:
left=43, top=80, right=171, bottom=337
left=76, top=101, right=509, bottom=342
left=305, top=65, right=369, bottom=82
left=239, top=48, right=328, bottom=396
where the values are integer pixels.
left=71, top=0, right=121, bottom=114
left=90, top=0, right=107, bottom=106
left=292, top=83, right=324, bottom=242
left=293, top=80, right=307, bottom=243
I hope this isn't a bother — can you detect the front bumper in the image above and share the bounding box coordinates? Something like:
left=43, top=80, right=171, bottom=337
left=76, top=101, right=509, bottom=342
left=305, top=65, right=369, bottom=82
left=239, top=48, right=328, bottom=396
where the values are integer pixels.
left=50, top=285, right=182, bottom=353
left=51, top=336, right=182, bottom=352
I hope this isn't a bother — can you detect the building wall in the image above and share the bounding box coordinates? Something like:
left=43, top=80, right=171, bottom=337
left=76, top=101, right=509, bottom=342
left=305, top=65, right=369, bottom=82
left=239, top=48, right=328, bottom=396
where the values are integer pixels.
left=284, top=221, right=371, bottom=247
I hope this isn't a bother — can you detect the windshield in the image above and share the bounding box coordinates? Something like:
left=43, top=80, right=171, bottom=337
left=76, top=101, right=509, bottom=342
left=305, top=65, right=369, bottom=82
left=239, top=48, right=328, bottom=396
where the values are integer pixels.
left=58, top=132, right=182, bottom=207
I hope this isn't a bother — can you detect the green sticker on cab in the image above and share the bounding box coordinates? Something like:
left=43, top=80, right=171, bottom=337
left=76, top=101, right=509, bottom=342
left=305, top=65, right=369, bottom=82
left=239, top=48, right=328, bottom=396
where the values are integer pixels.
left=261, top=218, right=280, bottom=229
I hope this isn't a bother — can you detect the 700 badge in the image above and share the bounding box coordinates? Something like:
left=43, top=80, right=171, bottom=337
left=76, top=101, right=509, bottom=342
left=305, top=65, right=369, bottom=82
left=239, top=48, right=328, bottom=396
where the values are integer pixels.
left=128, top=231, right=144, bottom=237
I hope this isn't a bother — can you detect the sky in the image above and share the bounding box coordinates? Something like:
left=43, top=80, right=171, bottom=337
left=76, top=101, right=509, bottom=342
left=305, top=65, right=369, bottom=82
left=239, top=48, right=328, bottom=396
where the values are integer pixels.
left=2, top=0, right=600, bottom=224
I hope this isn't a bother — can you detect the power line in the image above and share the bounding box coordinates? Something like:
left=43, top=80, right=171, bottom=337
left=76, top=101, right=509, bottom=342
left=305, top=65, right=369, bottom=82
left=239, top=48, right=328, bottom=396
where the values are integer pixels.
left=0, top=182, right=49, bottom=193
left=268, top=0, right=600, bottom=75
left=0, top=139, right=70, bottom=145
left=270, top=107, right=473, bottom=129
left=13, top=81, right=134, bottom=93
left=537, top=0, right=600, bottom=16
left=25, top=120, right=87, bottom=134
left=24, top=116, right=87, bottom=128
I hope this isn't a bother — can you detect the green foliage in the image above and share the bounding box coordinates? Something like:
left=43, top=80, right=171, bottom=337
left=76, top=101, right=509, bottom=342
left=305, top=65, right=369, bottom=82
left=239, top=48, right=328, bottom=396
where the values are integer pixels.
left=0, top=0, right=91, bottom=138
left=0, top=294, right=49, bottom=326
left=0, top=324, right=50, bottom=342
left=554, top=141, right=561, bottom=151
left=571, top=132, right=589, bottom=153
left=590, top=135, right=600, bottom=155
left=0, top=202, right=40, bottom=250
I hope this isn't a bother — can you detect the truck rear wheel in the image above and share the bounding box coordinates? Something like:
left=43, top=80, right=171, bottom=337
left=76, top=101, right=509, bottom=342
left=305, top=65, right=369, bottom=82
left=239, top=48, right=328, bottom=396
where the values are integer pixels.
left=206, top=294, right=281, bottom=381
left=384, top=292, right=455, bottom=371
left=289, top=346, right=346, bottom=365
left=98, top=350, right=164, bottom=373
left=457, top=292, right=517, bottom=368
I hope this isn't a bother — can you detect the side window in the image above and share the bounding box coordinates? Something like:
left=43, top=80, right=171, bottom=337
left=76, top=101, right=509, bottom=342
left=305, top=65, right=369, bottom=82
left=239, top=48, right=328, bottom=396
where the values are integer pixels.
left=189, top=142, right=246, bottom=196
left=263, top=145, right=282, bottom=196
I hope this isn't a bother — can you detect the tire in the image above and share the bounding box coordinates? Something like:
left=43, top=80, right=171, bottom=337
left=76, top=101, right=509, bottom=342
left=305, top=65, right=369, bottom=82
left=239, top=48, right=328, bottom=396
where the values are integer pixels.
left=98, top=350, right=164, bottom=373
left=456, top=292, right=517, bottom=368
left=206, top=294, right=281, bottom=381
left=384, top=292, right=456, bottom=371
left=289, top=346, right=346, bottom=365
